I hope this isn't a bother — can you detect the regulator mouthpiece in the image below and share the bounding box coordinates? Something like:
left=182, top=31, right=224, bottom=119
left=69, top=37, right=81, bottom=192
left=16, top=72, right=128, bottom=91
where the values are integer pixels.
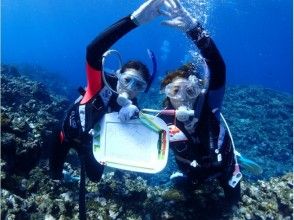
left=117, top=92, right=131, bottom=107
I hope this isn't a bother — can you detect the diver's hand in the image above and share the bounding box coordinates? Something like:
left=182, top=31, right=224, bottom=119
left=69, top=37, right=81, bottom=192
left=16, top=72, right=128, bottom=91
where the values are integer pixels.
left=118, top=104, right=139, bottom=122
left=161, top=0, right=198, bottom=32
left=175, top=106, right=194, bottom=122
left=131, top=0, right=164, bottom=25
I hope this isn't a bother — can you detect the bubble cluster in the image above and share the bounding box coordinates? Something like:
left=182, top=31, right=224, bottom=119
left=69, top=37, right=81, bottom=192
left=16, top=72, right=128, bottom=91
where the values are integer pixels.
left=181, top=0, right=212, bottom=72
left=183, top=0, right=211, bottom=26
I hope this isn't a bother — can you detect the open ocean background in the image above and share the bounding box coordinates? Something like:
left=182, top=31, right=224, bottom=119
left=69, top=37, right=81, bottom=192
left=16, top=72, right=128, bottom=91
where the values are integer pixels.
left=2, top=0, right=293, bottom=94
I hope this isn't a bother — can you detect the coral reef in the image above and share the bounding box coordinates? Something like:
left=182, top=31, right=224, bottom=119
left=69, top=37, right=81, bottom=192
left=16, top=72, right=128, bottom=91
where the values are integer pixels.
left=223, top=86, right=292, bottom=179
left=1, top=64, right=70, bottom=177
left=1, top=167, right=292, bottom=220
left=1, top=64, right=293, bottom=219
left=6, top=63, right=77, bottom=100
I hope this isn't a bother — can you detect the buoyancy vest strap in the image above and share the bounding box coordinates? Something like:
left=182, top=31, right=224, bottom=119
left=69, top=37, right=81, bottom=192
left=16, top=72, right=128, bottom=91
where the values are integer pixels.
left=175, top=155, right=194, bottom=166
left=193, top=91, right=205, bottom=121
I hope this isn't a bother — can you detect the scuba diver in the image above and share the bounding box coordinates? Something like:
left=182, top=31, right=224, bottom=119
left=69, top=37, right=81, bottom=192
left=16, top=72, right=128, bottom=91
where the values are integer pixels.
left=157, top=0, right=241, bottom=205
left=49, top=0, right=164, bottom=182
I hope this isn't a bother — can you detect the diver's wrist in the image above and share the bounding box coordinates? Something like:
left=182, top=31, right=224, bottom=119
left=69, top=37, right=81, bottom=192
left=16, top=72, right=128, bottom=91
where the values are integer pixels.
left=185, top=17, right=198, bottom=32
left=186, top=22, right=202, bottom=37
left=130, top=14, right=140, bottom=26
left=186, top=22, right=210, bottom=48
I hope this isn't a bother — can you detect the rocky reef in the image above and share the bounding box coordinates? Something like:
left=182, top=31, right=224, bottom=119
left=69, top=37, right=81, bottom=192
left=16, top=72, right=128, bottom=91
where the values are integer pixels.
left=1, top=64, right=293, bottom=219
left=223, top=86, right=293, bottom=180
left=1, top=167, right=292, bottom=220
left=1, top=64, right=70, bottom=187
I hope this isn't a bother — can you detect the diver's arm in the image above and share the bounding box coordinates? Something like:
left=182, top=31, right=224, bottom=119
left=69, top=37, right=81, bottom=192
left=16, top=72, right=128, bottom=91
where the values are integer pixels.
left=81, top=16, right=138, bottom=104
left=160, top=0, right=225, bottom=90
left=187, top=25, right=226, bottom=117
left=86, top=16, right=137, bottom=70
left=187, top=25, right=226, bottom=91
left=82, top=0, right=163, bottom=104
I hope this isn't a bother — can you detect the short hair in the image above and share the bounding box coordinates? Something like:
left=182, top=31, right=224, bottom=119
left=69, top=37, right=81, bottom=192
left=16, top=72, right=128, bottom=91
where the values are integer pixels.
left=121, top=60, right=150, bottom=83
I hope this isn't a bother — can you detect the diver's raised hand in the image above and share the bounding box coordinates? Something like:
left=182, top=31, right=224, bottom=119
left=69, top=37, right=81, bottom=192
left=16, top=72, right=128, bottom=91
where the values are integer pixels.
left=131, top=0, right=165, bottom=25
left=161, top=0, right=198, bottom=32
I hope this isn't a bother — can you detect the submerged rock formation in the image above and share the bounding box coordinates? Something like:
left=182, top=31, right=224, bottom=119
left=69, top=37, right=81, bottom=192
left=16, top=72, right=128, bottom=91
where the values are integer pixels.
left=223, top=86, right=292, bottom=180
left=0, top=167, right=292, bottom=220
left=1, top=64, right=293, bottom=219
left=1, top=64, right=70, bottom=178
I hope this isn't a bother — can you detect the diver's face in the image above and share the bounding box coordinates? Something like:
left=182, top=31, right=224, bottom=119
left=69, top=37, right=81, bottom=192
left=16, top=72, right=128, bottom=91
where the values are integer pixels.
left=167, top=78, right=197, bottom=109
left=117, top=68, right=147, bottom=99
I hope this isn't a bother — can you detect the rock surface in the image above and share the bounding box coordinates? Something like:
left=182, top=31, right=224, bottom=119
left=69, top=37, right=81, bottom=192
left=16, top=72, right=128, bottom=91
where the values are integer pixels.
left=1, top=64, right=70, bottom=177
left=1, top=64, right=293, bottom=219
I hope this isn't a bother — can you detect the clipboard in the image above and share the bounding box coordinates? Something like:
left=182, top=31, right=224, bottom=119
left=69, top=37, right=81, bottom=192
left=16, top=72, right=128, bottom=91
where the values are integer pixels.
left=92, top=112, right=169, bottom=173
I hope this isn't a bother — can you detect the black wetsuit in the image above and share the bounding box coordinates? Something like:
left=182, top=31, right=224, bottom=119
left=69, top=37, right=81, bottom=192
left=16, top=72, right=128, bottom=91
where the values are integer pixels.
left=160, top=25, right=240, bottom=203
left=50, top=16, right=139, bottom=182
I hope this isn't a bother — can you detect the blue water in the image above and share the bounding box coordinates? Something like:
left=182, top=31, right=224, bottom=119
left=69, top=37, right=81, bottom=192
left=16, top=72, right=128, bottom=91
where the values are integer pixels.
left=1, top=0, right=293, bottom=93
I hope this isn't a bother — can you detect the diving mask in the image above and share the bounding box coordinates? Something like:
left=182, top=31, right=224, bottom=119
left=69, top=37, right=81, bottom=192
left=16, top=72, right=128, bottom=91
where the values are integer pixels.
left=117, top=69, right=147, bottom=93
left=164, top=76, right=201, bottom=100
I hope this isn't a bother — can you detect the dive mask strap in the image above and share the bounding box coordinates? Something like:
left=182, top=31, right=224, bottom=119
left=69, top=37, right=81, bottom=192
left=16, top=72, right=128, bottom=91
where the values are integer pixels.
left=145, top=49, right=157, bottom=93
